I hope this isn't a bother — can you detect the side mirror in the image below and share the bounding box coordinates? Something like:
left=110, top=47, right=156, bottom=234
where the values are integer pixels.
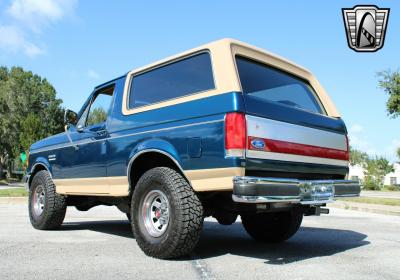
left=64, top=109, right=78, bottom=127
left=64, top=109, right=80, bottom=150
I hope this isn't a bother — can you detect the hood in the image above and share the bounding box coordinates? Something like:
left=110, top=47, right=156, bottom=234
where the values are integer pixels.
left=30, top=132, right=68, bottom=153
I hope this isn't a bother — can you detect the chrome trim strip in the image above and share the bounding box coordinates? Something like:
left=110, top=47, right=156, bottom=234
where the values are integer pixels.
left=232, top=195, right=300, bottom=204
left=246, top=150, right=349, bottom=167
left=112, top=119, right=223, bottom=141
left=246, top=115, right=347, bottom=151
left=30, top=119, right=224, bottom=154
left=232, top=195, right=335, bottom=205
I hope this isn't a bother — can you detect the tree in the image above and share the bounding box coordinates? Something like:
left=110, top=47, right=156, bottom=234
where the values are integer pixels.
left=0, top=66, right=64, bottom=177
left=349, top=146, right=368, bottom=166
left=397, top=147, right=400, bottom=162
left=87, top=107, right=107, bottom=126
left=377, top=69, right=400, bottom=175
left=363, top=156, right=394, bottom=190
left=377, top=69, right=400, bottom=118
left=19, top=113, right=47, bottom=154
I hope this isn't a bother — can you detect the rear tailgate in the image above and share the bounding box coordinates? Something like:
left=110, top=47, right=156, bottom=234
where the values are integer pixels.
left=245, top=101, right=349, bottom=168
left=236, top=56, right=349, bottom=178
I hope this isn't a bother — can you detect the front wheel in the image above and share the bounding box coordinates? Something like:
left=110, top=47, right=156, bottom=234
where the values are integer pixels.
left=241, top=209, right=303, bottom=243
left=29, top=170, right=67, bottom=230
left=131, top=167, right=203, bottom=259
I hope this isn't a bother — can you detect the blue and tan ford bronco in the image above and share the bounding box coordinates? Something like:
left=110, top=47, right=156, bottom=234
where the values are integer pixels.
left=25, top=39, right=360, bottom=259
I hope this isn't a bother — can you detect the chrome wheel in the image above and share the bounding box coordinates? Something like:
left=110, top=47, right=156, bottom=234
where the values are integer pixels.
left=32, top=185, right=45, bottom=217
left=141, top=190, right=170, bottom=237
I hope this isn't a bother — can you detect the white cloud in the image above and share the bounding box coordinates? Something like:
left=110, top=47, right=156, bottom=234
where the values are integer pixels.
left=0, top=0, right=77, bottom=58
left=6, top=0, right=77, bottom=32
left=87, top=69, right=100, bottom=80
left=0, top=25, right=44, bottom=57
left=349, top=123, right=363, bottom=134
left=348, top=122, right=399, bottom=162
left=348, top=123, right=379, bottom=155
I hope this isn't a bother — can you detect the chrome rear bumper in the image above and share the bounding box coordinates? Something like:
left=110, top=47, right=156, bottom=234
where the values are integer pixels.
left=232, top=176, right=360, bottom=205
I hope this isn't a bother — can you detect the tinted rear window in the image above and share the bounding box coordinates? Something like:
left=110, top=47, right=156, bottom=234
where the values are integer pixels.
left=236, top=56, right=325, bottom=114
left=128, top=52, right=214, bottom=109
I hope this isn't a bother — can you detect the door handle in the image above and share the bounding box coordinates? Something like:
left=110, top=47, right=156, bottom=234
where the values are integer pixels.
left=95, top=130, right=108, bottom=137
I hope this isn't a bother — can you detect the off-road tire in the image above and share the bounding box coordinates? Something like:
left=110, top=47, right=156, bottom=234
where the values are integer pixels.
left=241, top=209, right=303, bottom=243
left=131, top=167, right=203, bottom=259
left=29, top=170, right=67, bottom=230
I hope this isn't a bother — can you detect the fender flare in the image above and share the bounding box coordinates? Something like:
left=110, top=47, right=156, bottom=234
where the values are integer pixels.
left=27, top=157, right=53, bottom=187
left=126, top=139, right=189, bottom=188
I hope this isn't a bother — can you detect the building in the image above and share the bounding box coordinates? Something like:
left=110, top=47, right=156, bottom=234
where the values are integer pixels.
left=384, top=163, right=400, bottom=186
left=349, top=163, right=400, bottom=186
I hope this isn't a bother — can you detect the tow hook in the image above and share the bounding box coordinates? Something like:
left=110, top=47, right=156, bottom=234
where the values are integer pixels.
left=304, top=206, right=330, bottom=216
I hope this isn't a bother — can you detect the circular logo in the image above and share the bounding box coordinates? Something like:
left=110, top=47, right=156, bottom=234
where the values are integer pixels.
left=250, top=138, right=265, bottom=150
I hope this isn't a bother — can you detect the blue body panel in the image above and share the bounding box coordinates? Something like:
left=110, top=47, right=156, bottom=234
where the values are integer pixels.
left=243, top=95, right=347, bottom=134
left=28, top=75, right=348, bottom=182
left=28, top=76, right=246, bottom=179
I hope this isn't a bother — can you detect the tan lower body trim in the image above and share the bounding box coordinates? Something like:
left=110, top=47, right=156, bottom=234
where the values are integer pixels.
left=53, top=176, right=129, bottom=196
left=54, top=167, right=243, bottom=195
left=184, top=167, right=244, bottom=191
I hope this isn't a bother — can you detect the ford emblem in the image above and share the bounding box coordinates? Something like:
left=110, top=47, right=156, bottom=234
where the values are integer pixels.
left=251, top=138, right=265, bottom=149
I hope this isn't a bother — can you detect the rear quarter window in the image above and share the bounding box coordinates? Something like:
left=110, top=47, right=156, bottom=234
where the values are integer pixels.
left=128, top=52, right=215, bottom=109
left=236, top=56, right=325, bottom=115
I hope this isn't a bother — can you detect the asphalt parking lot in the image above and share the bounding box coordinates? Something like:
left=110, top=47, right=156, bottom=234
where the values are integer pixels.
left=1, top=198, right=399, bottom=280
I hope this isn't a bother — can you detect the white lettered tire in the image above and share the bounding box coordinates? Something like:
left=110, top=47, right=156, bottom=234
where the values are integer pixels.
left=131, top=167, right=203, bottom=259
left=29, top=170, right=67, bottom=230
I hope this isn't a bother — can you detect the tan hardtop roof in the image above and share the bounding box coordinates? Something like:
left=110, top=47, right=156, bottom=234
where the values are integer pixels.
left=123, top=38, right=340, bottom=117
left=128, top=38, right=312, bottom=77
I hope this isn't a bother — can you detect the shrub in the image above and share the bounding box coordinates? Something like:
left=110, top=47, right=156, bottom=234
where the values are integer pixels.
left=362, top=177, right=381, bottom=190
left=383, top=185, right=400, bottom=191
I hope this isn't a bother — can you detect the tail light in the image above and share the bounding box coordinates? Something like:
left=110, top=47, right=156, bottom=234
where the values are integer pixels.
left=345, top=135, right=350, bottom=161
left=225, top=112, right=246, bottom=157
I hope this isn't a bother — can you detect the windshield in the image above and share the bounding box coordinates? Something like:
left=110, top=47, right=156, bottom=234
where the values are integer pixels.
left=236, top=56, right=325, bottom=115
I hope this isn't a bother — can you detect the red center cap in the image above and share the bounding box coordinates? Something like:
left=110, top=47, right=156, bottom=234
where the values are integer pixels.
left=155, top=209, right=161, bottom=219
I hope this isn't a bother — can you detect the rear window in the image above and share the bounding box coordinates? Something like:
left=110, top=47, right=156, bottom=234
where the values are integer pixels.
left=236, top=56, right=325, bottom=114
left=128, top=52, right=214, bottom=109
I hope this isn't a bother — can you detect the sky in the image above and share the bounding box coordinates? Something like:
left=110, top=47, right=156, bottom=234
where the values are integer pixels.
left=0, top=0, right=399, bottom=161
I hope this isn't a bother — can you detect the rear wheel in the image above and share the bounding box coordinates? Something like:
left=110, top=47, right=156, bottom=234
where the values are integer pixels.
left=29, top=170, right=67, bottom=230
left=241, top=209, right=303, bottom=243
left=131, top=167, right=203, bottom=259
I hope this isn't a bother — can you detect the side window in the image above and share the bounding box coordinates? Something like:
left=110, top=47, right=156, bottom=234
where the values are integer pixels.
left=76, top=104, right=90, bottom=128
left=128, top=52, right=214, bottom=109
left=77, top=86, right=114, bottom=128
left=87, top=93, right=113, bottom=126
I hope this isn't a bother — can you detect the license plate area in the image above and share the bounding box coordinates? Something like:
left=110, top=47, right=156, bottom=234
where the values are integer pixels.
left=300, top=182, right=334, bottom=202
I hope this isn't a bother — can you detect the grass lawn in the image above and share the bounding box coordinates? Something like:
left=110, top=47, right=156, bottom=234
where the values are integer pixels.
left=340, top=197, right=400, bottom=207
left=0, top=187, right=28, bottom=197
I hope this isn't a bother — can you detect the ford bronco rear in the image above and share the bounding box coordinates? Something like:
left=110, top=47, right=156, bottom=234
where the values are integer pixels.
left=25, top=39, right=360, bottom=259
